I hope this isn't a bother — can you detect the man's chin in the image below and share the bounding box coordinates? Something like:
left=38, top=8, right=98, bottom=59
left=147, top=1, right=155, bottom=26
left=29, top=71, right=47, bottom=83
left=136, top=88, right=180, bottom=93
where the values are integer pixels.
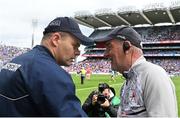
left=59, top=62, right=72, bottom=67
left=111, top=64, right=117, bottom=71
left=65, top=63, right=72, bottom=67
left=67, top=61, right=74, bottom=66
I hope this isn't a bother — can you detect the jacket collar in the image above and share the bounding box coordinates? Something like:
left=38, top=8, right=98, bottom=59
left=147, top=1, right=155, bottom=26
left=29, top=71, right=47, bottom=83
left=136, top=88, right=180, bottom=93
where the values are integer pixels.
left=34, top=45, right=55, bottom=60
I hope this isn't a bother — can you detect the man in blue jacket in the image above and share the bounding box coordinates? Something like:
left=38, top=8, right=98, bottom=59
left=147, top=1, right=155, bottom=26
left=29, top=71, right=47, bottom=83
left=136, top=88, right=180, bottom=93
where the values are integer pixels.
left=0, top=17, right=94, bottom=116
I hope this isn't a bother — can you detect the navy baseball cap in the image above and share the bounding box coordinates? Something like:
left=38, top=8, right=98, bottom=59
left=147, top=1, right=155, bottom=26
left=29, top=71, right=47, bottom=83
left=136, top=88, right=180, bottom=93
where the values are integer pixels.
left=43, top=17, right=94, bottom=46
left=95, top=26, right=142, bottom=48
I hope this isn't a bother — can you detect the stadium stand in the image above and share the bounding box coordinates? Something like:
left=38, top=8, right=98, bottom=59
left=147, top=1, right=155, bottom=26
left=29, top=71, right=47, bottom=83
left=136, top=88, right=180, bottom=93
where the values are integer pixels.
left=0, top=3, right=179, bottom=76
left=0, top=44, right=30, bottom=68
left=66, top=3, right=180, bottom=76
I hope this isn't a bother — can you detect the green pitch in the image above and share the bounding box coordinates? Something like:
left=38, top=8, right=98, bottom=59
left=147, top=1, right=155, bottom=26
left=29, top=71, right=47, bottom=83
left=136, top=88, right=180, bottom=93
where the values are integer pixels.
left=72, top=74, right=180, bottom=116
left=72, top=74, right=124, bottom=103
left=172, top=76, right=180, bottom=116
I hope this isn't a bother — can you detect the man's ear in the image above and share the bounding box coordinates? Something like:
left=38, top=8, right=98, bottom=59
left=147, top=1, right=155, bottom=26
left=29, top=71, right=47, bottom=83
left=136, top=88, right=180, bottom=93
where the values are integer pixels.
left=123, top=41, right=131, bottom=54
left=51, top=33, right=61, bottom=47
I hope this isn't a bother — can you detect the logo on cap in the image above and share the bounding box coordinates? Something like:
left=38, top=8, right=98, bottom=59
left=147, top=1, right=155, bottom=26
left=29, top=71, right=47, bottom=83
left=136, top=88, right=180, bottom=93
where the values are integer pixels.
left=49, top=20, right=61, bottom=26
left=116, top=35, right=126, bottom=40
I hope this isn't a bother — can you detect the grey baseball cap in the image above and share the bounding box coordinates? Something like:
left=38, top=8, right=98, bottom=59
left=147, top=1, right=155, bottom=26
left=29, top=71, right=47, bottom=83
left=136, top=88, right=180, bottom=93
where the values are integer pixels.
left=95, top=26, right=142, bottom=48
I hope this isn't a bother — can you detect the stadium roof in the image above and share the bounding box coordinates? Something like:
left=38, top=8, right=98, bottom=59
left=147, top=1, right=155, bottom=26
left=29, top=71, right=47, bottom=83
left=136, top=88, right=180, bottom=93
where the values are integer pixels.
left=74, top=2, right=180, bottom=28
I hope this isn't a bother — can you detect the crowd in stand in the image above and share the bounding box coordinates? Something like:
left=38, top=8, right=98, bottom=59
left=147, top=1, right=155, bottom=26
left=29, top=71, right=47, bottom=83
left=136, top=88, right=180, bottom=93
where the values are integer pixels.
left=0, top=25, right=180, bottom=76
left=65, top=25, right=180, bottom=75
left=64, top=58, right=111, bottom=73
left=0, top=44, right=179, bottom=75
left=65, top=58, right=179, bottom=76
left=0, top=44, right=30, bottom=67
left=135, top=25, right=180, bottom=42
left=83, top=50, right=105, bottom=55
left=147, top=59, right=180, bottom=76
left=84, top=50, right=180, bottom=56
left=143, top=50, right=180, bottom=54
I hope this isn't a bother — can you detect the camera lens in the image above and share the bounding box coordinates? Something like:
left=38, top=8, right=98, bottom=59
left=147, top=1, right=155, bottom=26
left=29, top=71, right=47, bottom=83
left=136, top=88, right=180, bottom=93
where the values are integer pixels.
left=97, top=94, right=106, bottom=104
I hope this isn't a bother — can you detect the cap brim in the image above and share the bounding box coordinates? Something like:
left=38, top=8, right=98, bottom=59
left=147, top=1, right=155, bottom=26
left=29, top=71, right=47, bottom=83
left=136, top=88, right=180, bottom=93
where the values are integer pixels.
left=72, top=32, right=94, bottom=46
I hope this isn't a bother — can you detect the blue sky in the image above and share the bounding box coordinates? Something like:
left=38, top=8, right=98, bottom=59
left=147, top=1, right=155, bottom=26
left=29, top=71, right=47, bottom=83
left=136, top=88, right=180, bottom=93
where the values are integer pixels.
left=0, top=0, right=176, bottom=48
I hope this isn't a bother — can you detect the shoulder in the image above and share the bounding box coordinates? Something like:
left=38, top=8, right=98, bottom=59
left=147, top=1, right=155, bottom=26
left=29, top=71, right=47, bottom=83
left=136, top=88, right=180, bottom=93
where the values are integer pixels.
left=17, top=48, right=71, bottom=81
left=136, top=60, right=169, bottom=79
left=138, top=61, right=174, bottom=93
left=135, top=60, right=171, bottom=90
left=33, top=60, right=70, bottom=79
left=111, top=96, right=120, bottom=106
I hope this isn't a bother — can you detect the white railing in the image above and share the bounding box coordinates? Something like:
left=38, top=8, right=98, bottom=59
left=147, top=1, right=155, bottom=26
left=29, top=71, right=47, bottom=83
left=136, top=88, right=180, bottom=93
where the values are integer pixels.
left=170, top=0, right=180, bottom=8
left=74, top=10, right=93, bottom=17
left=143, top=2, right=165, bottom=10
left=95, top=8, right=115, bottom=15
left=117, top=6, right=138, bottom=13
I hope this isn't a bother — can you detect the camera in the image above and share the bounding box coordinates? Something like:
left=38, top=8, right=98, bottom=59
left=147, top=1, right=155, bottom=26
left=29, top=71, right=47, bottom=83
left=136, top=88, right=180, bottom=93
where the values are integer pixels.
left=97, top=93, right=107, bottom=104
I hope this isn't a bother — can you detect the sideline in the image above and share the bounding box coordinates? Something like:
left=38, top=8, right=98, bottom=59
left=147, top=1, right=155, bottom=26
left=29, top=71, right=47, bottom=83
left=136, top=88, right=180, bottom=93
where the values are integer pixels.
left=77, top=83, right=123, bottom=91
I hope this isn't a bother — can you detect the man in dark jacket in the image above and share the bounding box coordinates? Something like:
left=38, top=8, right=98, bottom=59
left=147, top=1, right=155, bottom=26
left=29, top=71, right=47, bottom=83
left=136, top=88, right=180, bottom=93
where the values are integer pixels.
left=0, top=17, right=94, bottom=116
left=82, top=83, right=120, bottom=117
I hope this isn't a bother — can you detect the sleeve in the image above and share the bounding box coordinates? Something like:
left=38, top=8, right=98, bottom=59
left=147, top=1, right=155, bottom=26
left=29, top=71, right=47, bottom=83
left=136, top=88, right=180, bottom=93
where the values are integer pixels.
left=82, top=91, right=96, bottom=114
left=27, top=62, right=87, bottom=117
left=105, top=96, right=120, bottom=117
left=105, top=104, right=119, bottom=117
left=143, top=67, right=177, bottom=117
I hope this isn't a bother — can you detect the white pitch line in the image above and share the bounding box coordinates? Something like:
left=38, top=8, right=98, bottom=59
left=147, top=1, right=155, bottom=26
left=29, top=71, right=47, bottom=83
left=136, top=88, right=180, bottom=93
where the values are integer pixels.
left=77, top=83, right=123, bottom=91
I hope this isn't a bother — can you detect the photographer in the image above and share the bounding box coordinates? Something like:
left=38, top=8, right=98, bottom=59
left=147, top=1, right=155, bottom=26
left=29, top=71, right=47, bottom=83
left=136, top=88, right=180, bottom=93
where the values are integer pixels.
left=82, top=83, right=120, bottom=117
